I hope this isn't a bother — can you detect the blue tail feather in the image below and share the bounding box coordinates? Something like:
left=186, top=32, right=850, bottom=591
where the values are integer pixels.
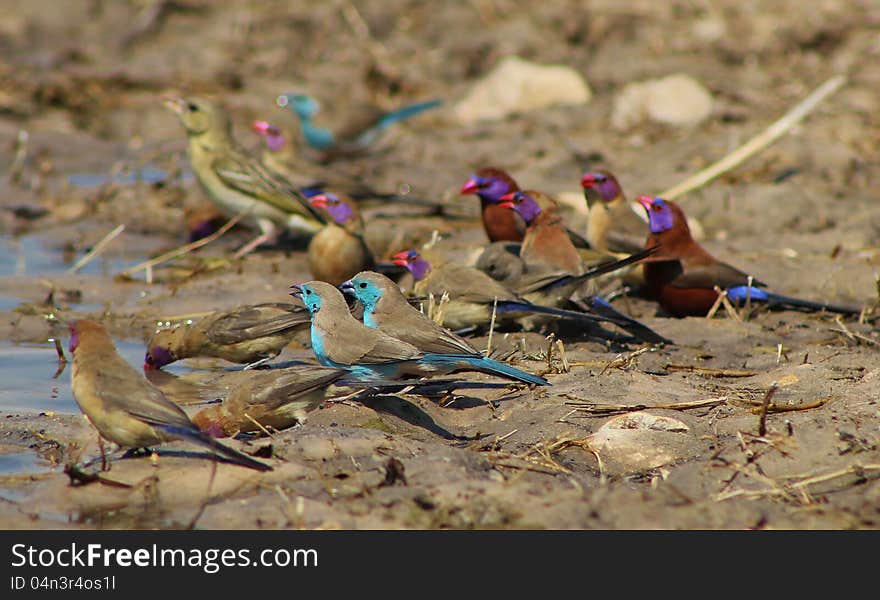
left=727, top=286, right=860, bottom=315
left=421, top=353, right=548, bottom=386
left=378, top=100, right=443, bottom=129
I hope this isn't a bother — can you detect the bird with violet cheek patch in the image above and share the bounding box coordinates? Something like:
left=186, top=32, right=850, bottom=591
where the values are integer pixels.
left=637, top=195, right=863, bottom=318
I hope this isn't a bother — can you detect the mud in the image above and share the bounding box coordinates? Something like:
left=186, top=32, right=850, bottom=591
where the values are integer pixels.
left=0, top=1, right=879, bottom=529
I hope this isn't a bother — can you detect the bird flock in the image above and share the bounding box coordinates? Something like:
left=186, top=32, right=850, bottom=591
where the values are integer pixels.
left=67, top=92, right=866, bottom=474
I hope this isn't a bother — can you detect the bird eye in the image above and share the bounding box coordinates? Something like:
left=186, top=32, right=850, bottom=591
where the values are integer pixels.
left=359, top=282, right=367, bottom=288
left=304, top=289, right=312, bottom=295
left=187, top=102, right=198, bottom=111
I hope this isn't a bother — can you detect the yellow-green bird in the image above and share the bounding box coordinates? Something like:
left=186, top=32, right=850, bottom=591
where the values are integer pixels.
left=164, top=95, right=326, bottom=257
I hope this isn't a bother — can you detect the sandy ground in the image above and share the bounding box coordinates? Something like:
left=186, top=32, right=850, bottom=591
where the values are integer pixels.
left=0, top=0, right=879, bottom=529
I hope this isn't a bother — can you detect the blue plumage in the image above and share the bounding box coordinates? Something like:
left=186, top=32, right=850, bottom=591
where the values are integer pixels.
left=278, top=93, right=442, bottom=154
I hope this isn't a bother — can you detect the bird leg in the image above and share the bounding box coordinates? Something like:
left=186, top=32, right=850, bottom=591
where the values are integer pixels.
left=233, top=232, right=272, bottom=258
left=97, top=435, right=109, bottom=472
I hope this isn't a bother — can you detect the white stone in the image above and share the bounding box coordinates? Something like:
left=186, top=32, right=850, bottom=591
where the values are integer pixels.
left=455, top=55, right=592, bottom=125
left=612, top=74, right=713, bottom=130
left=588, top=411, right=693, bottom=474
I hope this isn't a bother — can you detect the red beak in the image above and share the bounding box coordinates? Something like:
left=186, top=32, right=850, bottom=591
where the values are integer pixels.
left=309, top=194, right=329, bottom=209
left=636, top=194, right=655, bottom=212
left=580, top=173, right=596, bottom=188
left=499, top=192, right=517, bottom=202
left=498, top=201, right=515, bottom=210
left=391, top=250, right=412, bottom=266
left=460, top=178, right=479, bottom=195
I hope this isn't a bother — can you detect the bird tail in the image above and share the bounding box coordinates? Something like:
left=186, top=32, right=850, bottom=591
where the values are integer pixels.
left=726, top=286, right=861, bottom=316
left=158, top=424, right=272, bottom=471
left=496, top=300, right=605, bottom=323
left=379, top=100, right=443, bottom=128
left=422, top=354, right=549, bottom=386
left=530, top=246, right=660, bottom=297
left=580, top=295, right=672, bottom=345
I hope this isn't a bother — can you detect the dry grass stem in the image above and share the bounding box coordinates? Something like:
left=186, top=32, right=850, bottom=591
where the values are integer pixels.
left=66, top=224, right=126, bottom=275
left=561, top=394, right=728, bottom=415
left=658, top=75, right=847, bottom=202
left=120, top=210, right=247, bottom=278
left=664, top=364, right=757, bottom=377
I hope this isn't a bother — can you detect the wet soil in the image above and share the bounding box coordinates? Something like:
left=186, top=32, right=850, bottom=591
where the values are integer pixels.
left=0, top=0, right=879, bottom=529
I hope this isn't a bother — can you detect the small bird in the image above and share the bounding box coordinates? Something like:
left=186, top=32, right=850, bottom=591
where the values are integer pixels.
left=581, top=170, right=648, bottom=255
left=340, top=270, right=479, bottom=356
left=277, top=93, right=442, bottom=160
left=460, top=167, right=525, bottom=242
left=492, top=191, right=669, bottom=344
left=496, top=190, right=643, bottom=303
left=144, top=302, right=310, bottom=370
left=191, top=365, right=347, bottom=437
left=307, top=192, right=375, bottom=286
left=164, top=95, right=325, bottom=257
left=460, top=167, right=590, bottom=247
left=637, top=195, right=862, bottom=317
left=69, top=319, right=271, bottom=471
left=292, top=280, right=548, bottom=385
left=391, top=249, right=640, bottom=334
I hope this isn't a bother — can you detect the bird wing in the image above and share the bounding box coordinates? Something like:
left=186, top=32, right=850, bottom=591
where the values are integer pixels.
left=669, top=260, right=765, bottom=290
left=91, top=368, right=194, bottom=431
left=211, top=151, right=325, bottom=221
left=205, top=303, right=310, bottom=344
left=356, top=330, right=424, bottom=364
left=426, top=263, right=520, bottom=304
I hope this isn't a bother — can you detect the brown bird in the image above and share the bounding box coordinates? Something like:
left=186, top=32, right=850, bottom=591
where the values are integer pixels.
left=637, top=195, right=862, bottom=317
left=69, top=319, right=271, bottom=471
left=390, top=249, right=639, bottom=335
left=460, top=167, right=590, bottom=247
left=191, top=365, right=347, bottom=437
left=144, top=302, right=310, bottom=370
left=581, top=170, right=648, bottom=255
left=306, top=192, right=375, bottom=286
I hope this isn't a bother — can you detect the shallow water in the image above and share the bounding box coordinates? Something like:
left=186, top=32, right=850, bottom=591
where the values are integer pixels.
left=0, top=450, right=54, bottom=476
left=0, top=234, right=142, bottom=278
left=66, top=165, right=193, bottom=188
left=0, top=339, right=165, bottom=414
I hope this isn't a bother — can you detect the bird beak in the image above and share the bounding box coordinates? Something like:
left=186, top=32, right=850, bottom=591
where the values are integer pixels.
left=339, top=280, right=355, bottom=295
left=391, top=250, right=410, bottom=267
left=498, top=201, right=515, bottom=210
left=289, top=284, right=303, bottom=300
left=580, top=173, right=596, bottom=188
left=499, top=192, right=516, bottom=202
left=460, top=178, right=480, bottom=195
left=309, top=194, right=329, bottom=209
left=251, top=120, right=270, bottom=134
left=162, top=93, right=186, bottom=115
left=636, top=195, right=655, bottom=213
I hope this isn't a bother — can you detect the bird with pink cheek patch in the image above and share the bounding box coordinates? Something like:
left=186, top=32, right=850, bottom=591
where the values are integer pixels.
left=69, top=319, right=271, bottom=471
left=306, top=191, right=376, bottom=286
left=637, top=195, right=863, bottom=318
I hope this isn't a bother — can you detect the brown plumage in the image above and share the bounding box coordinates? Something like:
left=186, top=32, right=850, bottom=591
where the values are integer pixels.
left=69, top=319, right=271, bottom=471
